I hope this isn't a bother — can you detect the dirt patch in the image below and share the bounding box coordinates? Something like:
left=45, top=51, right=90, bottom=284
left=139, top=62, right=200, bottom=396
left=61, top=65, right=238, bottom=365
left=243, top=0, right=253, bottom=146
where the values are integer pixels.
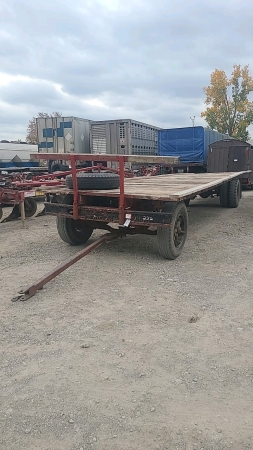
left=1, top=193, right=253, bottom=449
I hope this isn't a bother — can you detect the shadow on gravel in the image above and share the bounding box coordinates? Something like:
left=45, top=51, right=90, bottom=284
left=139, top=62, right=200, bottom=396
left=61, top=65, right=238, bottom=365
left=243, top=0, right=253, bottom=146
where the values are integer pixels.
left=91, top=203, right=226, bottom=260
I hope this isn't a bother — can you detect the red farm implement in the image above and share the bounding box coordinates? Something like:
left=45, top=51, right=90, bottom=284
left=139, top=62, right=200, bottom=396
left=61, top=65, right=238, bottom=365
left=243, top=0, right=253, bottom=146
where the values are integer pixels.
left=10, top=153, right=249, bottom=302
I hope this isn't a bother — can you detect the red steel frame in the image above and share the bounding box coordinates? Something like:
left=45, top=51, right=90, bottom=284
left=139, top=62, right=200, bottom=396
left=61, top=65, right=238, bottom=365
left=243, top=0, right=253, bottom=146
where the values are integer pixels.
left=11, top=153, right=180, bottom=301
left=36, top=154, right=129, bottom=225
left=119, top=156, right=125, bottom=225
left=12, top=233, right=117, bottom=301
left=0, top=158, right=133, bottom=215
left=12, top=154, right=248, bottom=302
left=0, top=154, right=150, bottom=226
left=31, top=153, right=179, bottom=226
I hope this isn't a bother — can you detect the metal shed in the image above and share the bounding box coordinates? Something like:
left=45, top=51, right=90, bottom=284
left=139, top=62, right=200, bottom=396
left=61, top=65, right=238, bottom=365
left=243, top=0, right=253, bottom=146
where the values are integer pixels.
left=207, top=139, right=253, bottom=187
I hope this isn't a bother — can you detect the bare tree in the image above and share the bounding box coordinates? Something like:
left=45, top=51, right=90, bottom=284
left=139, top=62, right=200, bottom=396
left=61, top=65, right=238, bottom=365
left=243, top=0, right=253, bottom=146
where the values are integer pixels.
left=26, top=111, right=62, bottom=144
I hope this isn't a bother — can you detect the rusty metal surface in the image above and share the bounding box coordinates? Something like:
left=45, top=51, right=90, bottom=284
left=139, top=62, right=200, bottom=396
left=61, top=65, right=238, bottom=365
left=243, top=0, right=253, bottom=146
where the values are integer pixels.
left=12, top=233, right=117, bottom=302
left=119, top=156, right=125, bottom=225
left=29, top=154, right=251, bottom=235
left=12, top=226, right=157, bottom=302
left=45, top=202, right=174, bottom=226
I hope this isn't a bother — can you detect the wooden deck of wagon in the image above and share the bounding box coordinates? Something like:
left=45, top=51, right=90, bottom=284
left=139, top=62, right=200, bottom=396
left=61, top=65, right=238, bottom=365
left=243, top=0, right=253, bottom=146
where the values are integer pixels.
left=38, top=171, right=247, bottom=202
left=12, top=155, right=250, bottom=301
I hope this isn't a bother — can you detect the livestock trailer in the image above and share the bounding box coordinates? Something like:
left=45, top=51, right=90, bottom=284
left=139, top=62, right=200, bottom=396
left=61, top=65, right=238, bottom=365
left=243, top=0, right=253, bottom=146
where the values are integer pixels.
left=90, top=119, right=161, bottom=157
left=158, top=127, right=230, bottom=166
left=208, top=139, right=253, bottom=188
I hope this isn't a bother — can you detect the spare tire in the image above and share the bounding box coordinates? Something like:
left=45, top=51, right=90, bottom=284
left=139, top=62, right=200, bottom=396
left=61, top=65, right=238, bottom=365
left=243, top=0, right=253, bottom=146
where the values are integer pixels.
left=65, top=172, right=120, bottom=190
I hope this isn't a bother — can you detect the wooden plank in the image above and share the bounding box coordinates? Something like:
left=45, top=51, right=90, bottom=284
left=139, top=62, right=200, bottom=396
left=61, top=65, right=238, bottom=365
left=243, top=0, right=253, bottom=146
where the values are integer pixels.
left=80, top=171, right=249, bottom=201
left=32, top=153, right=180, bottom=164
left=125, top=155, right=179, bottom=164
left=38, top=171, right=250, bottom=202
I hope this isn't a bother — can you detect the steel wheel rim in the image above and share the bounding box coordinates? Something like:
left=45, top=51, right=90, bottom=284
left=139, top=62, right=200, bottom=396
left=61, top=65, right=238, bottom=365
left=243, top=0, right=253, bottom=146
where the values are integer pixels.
left=174, top=214, right=185, bottom=248
left=72, top=219, right=87, bottom=234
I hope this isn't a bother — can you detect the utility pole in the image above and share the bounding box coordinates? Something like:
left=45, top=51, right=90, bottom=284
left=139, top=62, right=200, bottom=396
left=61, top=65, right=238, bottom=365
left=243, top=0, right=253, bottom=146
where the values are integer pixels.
left=190, top=116, right=196, bottom=159
left=190, top=116, right=195, bottom=127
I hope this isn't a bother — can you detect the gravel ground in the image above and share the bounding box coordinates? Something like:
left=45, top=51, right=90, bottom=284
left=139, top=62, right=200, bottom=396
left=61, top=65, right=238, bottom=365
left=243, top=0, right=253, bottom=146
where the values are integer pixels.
left=1, top=193, right=253, bottom=450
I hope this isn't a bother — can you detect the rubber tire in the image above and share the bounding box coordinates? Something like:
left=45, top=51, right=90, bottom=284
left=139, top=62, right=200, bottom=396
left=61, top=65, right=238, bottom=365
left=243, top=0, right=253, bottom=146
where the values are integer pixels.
left=24, top=198, right=37, bottom=217
left=220, top=182, right=229, bottom=207
left=56, top=195, right=93, bottom=245
left=0, top=206, right=2, bottom=221
left=200, top=191, right=211, bottom=199
left=228, top=179, right=240, bottom=208
left=57, top=216, right=93, bottom=245
left=51, top=163, right=68, bottom=172
left=65, top=172, right=120, bottom=190
left=157, top=202, right=188, bottom=260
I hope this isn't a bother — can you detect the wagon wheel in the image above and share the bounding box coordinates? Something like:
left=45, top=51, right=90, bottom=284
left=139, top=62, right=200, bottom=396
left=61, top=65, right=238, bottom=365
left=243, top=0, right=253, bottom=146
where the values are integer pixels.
left=219, top=182, right=229, bottom=207
left=157, top=201, right=188, bottom=260
left=56, top=194, right=94, bottom=245
left=228, top=179, right=241, bottom=208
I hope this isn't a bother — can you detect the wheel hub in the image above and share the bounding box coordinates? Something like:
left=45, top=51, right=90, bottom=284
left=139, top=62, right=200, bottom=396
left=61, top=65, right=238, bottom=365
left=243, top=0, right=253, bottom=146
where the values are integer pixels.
left=174, top=214, right=185, bottom=247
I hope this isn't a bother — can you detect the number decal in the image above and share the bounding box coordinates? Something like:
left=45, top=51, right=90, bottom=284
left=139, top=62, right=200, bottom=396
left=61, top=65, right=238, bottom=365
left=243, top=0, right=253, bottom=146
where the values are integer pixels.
left=142, top=216, right=154, bottom=221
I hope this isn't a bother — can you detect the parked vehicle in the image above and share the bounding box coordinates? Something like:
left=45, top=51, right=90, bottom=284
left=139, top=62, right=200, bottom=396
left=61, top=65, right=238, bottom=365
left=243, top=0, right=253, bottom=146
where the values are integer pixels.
left=0, top=143, right=39, bottom=170
left=90, top=119, right=161, bottom=157
left=36, top=116, right=91, bottom=172
left=14, top=152, right=247, bottom=301
left=158, top=126, right=230, bottom=171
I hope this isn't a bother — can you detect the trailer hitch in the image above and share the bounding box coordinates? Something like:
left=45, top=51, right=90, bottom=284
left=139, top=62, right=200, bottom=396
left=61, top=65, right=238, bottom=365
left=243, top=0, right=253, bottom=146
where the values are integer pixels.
left=11, top=233, right=118, bottom=302
left=11, top=225, right=157, bottom=303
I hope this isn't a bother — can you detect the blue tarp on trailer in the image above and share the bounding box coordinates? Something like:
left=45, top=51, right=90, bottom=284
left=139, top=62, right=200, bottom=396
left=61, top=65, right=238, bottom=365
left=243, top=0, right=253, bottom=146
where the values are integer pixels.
left=158, top=127, right=230, bottom=164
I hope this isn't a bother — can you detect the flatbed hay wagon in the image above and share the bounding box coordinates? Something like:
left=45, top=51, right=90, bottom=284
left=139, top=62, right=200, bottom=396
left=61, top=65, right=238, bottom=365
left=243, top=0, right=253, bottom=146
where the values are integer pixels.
left=12, top=153, right=249, bottom=302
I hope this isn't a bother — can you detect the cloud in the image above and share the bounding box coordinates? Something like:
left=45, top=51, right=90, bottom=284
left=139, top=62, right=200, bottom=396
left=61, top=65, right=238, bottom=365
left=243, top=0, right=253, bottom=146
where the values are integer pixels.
left=0, top=0, right=253, bottom=140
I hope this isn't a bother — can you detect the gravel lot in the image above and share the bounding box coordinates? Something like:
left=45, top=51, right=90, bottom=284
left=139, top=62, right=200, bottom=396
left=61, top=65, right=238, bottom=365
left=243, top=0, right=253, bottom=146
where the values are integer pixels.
left=1, top=193, right=253, bottom=450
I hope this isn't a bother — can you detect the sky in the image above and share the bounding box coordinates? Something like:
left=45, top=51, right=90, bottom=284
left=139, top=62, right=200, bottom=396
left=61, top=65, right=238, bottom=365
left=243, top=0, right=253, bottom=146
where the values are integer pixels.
left=0, top=0, right=252, bottom=141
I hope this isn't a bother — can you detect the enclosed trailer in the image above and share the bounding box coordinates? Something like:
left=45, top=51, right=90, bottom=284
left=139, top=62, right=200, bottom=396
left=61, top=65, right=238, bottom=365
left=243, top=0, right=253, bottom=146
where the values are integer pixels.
left=90, top=119, right=161, bottom=156
left=158, top=127, right=230, bottom=165
left=36, top=117, right=91, bottom=154
left=36, top=116, right=91, bottom=172
left=0, top=143, right=38, bottom=169
left=208, top=139, right=253, bottom=187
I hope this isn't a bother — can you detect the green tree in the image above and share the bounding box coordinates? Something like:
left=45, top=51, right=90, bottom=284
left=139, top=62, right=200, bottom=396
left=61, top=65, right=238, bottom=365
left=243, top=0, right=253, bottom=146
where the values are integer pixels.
left=201, top=65, right=253, bottom=141
left=26, top=111, right=62, bottom=144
